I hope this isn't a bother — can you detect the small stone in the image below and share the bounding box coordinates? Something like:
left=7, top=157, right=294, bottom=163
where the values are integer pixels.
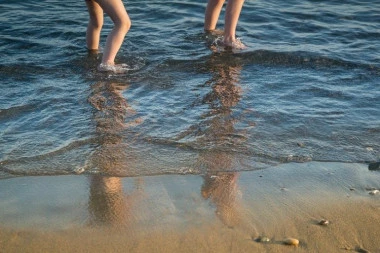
left=318, top=219, right=329, bottom=226
left=342, top=245, right=352, bottom=250
left=368, top=162, right=380, bottom=171
left=255, top=236, right=270, bottom=243
left=369, top=190, right=379, bottom=195
left=355, top=246, right=370, bottom=253
left=297, top=142, right=305, bottom=147
left=74, top=167, right=85, bottom=174
left=283, top=238, right=299, bottom=246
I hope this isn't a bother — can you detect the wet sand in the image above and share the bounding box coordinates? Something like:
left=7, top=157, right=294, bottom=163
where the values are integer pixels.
left=1, top=162, right=380, bottom=252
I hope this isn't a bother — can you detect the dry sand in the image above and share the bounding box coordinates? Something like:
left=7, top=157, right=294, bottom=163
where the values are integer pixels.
left=1, top=162, right=380, bottom=252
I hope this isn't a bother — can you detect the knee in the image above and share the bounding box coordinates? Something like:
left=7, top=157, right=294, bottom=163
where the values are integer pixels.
left=89, top=18, right=103, bottom=31
left=122, top=18, right=131, bottom=33
left=116, top=16, right=131, bottom=34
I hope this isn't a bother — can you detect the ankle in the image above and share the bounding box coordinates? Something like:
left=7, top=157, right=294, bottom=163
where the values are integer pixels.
left=223, top=36, right=235, bottom=46
left=101, top=61, right=115, bottom=66
left=221, top=37, right=246, bottom=50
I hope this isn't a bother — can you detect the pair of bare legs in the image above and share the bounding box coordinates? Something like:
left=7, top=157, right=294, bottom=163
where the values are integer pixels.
left=85, top=0, right=244, bottom=71
left=204, top=0, right=245, bottom=49
left=85, top=0, right=131, bottom=71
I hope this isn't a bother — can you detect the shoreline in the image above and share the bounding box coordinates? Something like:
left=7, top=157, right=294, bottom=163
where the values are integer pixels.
left=1, top=162, right=380, bottom=252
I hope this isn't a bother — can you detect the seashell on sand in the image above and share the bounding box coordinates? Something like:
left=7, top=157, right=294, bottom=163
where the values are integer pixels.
left=283, top=238, right=299, bottom=246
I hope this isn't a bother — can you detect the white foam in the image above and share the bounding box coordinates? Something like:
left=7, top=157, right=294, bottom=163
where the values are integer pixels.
left=212, top=37, right=247, bottom=52
left=97, top=63, right=132, bottom=74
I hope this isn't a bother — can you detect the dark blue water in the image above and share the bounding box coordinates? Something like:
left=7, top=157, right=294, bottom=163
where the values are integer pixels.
left=1, top=0, right=379, bottom=178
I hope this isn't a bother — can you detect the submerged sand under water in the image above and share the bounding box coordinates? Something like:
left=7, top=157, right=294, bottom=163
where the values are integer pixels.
left=1, top=162, right=380, bottom=252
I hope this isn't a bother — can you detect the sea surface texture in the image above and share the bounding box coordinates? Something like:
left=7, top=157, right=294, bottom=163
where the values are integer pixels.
left=0, top=0, right=379, bottom=178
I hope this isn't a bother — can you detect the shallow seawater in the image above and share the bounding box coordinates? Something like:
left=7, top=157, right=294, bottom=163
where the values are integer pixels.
left=0, top=0, right=379, bottom=178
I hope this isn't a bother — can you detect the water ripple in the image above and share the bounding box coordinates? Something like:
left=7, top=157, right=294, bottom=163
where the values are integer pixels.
left=0, top=0, right=379, bottom=178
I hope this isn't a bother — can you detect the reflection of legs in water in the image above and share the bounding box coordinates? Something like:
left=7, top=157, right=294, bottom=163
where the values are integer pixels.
left=88, top=176, right=144, bottom=227
left=199, top=151, right=241, bottom=228
left=88, top=176, right=126, bottom=226
left=197, top=55, right=246, bottom=228
left=199, top=152, right=258, bottom=235
left=87, top=82, right=143, bottom=175
left=87, top=82, right=143, bottom=227
left=202, top=171, right=241, bottom=228
left=204, top=0, right=246, bottom=49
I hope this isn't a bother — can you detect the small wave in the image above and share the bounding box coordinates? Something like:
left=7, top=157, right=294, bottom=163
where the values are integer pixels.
left=158, top=49, right=379, bottom=75
left=236, top=50, right=380, bottom=71
left=0, top=104, right=39, bottom=121
left=2, top=138, right=98, bottom=164
left=0, top=138, right=97, bottom=176
left=0, top=164, right=73, bottom=177
left=0, top=64, right=48, bottom=78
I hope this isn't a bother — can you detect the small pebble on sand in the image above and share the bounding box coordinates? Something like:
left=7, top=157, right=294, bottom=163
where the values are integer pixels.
left=318, top=219, right=329, bottom=226
left=255, top=236, right=270, bottom=243
left=355, top=246, right=370, bottom=253
left=283, top=238, right=299, bottom=246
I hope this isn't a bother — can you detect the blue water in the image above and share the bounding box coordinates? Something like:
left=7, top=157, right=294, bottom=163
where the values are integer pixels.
left=0, top=0, right=379, bottom=178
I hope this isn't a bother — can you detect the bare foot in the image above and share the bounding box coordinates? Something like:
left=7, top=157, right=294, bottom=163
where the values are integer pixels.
left=223, top=38, right=247, bottom=50
left=213, top=37, right=247, bottom=50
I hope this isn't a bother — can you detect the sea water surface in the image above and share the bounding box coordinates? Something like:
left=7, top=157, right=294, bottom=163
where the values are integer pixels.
left=0, top=0, right=379, bottom=178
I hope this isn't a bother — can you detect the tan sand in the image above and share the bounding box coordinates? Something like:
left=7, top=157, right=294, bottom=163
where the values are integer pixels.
left=0, top=162, right=380, bottom=252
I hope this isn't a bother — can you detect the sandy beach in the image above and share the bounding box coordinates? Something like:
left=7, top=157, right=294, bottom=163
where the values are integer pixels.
left=1, top=162, right=380, bottom=253
left=1, top=1, right=379, bottom=252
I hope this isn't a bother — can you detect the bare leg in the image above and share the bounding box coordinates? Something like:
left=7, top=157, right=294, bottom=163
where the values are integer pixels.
left=85, top=0, right=104, bottom=50
left=86, top=0, right=131, bottom=68
left=204, top=0, right=225, bottom=31
left=224, top=0, right=244, bottom=46
left=96, top=0, right=131, bottom=66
